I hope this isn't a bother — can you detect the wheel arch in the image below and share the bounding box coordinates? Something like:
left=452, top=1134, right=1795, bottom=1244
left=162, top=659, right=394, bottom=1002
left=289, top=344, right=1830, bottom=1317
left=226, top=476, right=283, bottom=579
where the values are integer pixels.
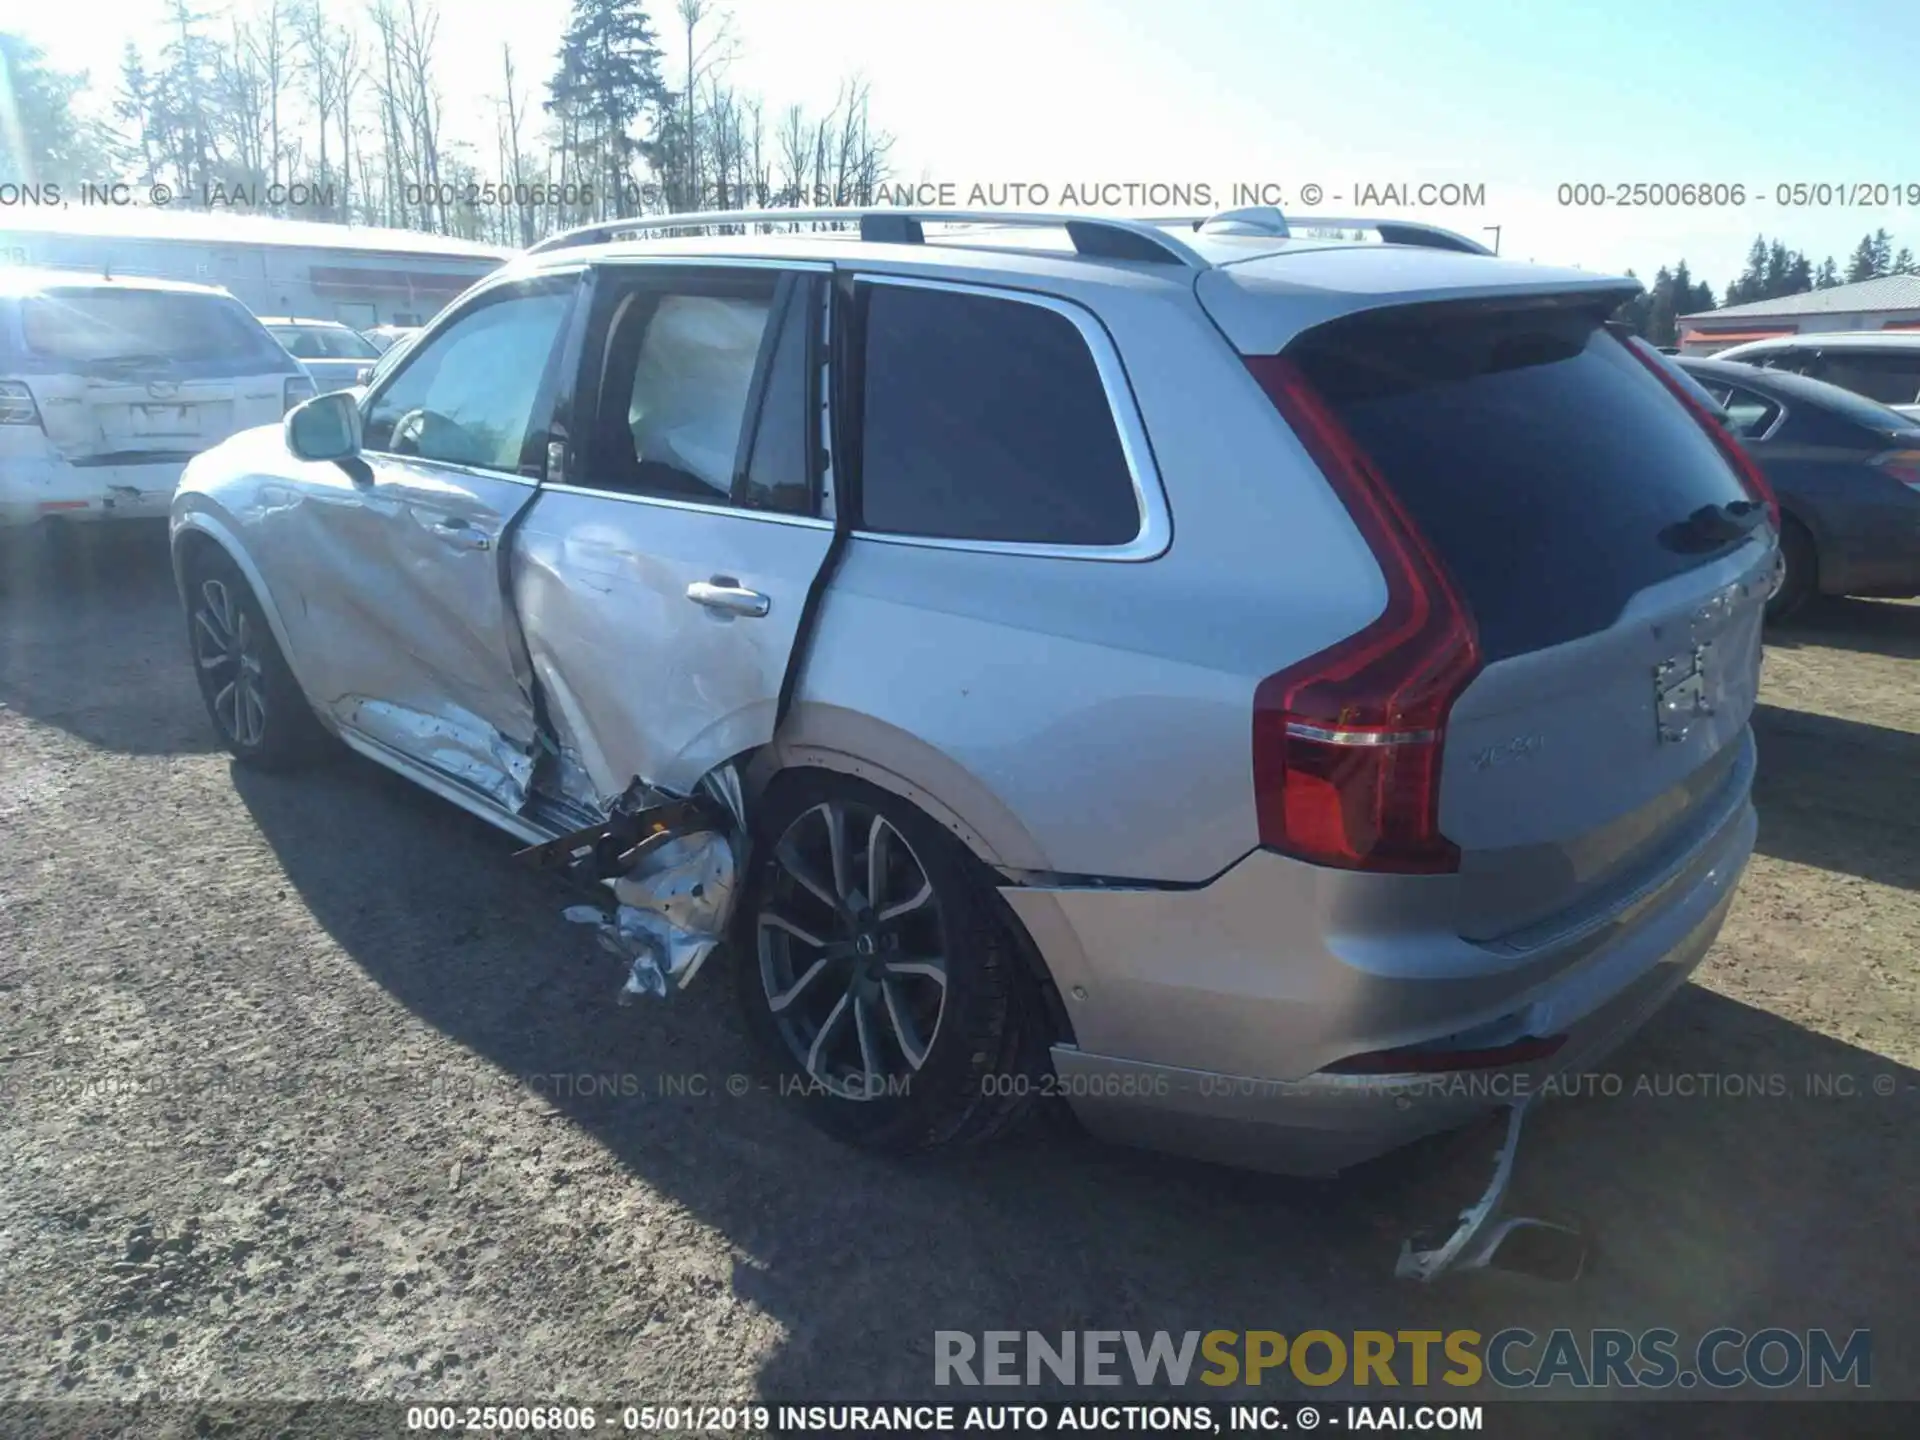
left=171, top=510, right=319, bottom=704
left=742, top=717, right=1079, bottom=1046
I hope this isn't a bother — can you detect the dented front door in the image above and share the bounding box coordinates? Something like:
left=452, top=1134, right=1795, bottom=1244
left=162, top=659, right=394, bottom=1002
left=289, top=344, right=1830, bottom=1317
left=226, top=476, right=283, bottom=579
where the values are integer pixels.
left=298, top=275, right=580, bottom=809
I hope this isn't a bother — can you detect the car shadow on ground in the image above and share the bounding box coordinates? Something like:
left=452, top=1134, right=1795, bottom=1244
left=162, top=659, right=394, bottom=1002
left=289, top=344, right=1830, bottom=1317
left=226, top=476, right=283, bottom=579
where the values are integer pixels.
left=0, top=525, right=219, bottom=758
left=1751, top=703, right=1920, bottom=892
left=1768, top=596, right=1920, bottom=661
left=232, top=750, right=1920, bottom=1403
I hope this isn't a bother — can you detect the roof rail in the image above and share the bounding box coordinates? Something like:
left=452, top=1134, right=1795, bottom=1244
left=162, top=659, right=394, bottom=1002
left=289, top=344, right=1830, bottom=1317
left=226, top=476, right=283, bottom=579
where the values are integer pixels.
left=1150, top=211, right=1494, bottom=256
left=523, top=207, right=1213, bottom=269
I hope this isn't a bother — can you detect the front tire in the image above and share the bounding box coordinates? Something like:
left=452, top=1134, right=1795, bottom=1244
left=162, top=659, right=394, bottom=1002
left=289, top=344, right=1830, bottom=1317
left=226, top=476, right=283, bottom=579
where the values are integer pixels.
left=183, top=547, right=331, bottom=768
left=734, top=772, right=1053, bottom=1155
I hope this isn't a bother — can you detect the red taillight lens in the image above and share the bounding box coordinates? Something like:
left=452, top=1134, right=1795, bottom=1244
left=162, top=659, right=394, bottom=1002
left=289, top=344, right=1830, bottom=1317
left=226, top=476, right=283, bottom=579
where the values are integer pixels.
left=1243, top=355, right=1482, bottom=875
left=1619, top=343, right=1781, bottom=530
left=1871, top=449, right=1920, bottom=491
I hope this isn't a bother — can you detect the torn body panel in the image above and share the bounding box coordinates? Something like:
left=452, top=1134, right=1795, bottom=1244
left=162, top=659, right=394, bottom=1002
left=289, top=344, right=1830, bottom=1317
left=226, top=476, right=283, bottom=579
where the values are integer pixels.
left=338, top=697, right=535, bottom=811
left=508, top=491, right=835, bottom=808
left=526, top=767, right=749, bottom=1005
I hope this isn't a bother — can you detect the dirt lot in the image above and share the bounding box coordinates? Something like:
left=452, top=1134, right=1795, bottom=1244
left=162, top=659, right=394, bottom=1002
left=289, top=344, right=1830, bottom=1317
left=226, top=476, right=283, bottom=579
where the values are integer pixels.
left=1, top=529, right=1915, bottom=1420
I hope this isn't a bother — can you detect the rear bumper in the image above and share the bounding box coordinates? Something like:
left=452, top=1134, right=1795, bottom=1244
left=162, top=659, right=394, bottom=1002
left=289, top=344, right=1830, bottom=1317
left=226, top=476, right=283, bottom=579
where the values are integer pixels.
left=1003, top=741, right=1757, bottom=1176
left=0, top=457, right=185, bottom=527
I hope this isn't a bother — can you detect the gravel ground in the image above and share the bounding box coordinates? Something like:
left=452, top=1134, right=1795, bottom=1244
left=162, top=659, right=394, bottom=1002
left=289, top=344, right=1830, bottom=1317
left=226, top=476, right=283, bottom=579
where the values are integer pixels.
left=0, top=529, right=1915, bottom=1424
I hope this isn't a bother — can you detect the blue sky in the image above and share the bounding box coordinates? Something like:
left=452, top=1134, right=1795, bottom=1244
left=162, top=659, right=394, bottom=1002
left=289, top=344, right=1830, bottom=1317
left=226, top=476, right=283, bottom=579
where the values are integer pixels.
left=20, top=0, right=1920, bottom=292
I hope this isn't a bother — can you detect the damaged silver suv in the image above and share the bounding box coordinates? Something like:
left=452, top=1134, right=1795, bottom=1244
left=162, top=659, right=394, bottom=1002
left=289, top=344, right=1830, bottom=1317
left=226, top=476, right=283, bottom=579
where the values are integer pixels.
left=171, top=206, right=1775, bottom=1195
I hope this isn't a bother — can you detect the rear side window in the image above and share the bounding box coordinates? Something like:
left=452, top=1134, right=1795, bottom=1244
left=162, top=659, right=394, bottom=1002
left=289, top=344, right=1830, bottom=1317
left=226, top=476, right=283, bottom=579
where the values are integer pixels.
left=1708, top=383, right=1782, bottom=439
left=856, top=283, right=1139, bottom=546
left=21, top=289, right=284, bottom=369
left=1818, top=350, right=1920, bottom=406
left=1290, top=304, right=1751, bottom=661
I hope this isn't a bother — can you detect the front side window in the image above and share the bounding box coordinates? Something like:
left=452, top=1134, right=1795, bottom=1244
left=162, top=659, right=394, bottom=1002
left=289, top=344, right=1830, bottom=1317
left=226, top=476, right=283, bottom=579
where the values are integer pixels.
left=361, top=285, right=573, bottom=473
left=855, top=282, right=1140, bottom=547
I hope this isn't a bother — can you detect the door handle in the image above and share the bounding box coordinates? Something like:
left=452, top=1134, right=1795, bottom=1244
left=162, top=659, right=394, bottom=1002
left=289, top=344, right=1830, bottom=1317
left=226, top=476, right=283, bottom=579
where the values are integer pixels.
left=686, top=578, right=771, bottom=618
left=433, top=516, right=491, bottom=550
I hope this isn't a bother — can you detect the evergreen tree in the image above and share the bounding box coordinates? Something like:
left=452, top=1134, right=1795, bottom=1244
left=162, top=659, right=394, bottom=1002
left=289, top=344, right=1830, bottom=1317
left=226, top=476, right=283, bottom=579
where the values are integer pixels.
left=0, top=32, right=112, bottom=186
left=1894, top=247, right=1917, bottom=276
left=1815, top=257, right=1841, bottom=288
left=1846, top=230, right=1896, bottom=282
left=1725, top=235, right=1769, bottom=306
left=548, top=0, right=669, bottom=220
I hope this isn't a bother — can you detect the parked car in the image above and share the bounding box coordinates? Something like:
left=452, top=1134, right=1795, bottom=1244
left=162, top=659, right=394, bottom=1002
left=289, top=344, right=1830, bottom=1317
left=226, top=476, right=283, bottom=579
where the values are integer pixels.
left=1712, top=332, right=1920, bottom=422
left=259, top=316, right=384, bottom=394
left=170, top=208, right=1773, bottom=1195
left=1678, top=355, right=1920, bottom=619
left=2, top=267, right=313, bottom=532
left=362, top=324, right=421, bottom=355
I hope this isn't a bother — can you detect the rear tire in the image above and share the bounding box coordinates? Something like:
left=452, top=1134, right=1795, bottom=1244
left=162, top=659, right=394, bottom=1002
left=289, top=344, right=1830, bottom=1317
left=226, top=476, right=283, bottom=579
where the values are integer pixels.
left=183, top=546, right=332, bottom=768
left=1765, top=518, right=1818, bottom=624
left=733, top=771, right=1055, bottom=1155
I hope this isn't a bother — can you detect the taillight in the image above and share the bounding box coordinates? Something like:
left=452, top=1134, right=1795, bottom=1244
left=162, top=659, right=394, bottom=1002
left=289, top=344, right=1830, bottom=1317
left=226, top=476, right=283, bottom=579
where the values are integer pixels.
left=1243, top=355, right=1482, bottom=875
left=283, top=375, right=316, bottom=414
left=0, top=379, right=42, bottom=427
left=1619, top=341, right=1781, bottom=529
left=1870, top=449, right=1920, bottom=491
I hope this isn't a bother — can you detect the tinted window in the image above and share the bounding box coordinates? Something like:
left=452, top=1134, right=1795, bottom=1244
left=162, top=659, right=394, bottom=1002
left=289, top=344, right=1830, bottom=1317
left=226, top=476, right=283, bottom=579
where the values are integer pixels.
left=1291, top=305, right=1751, bottom=661
left=272, top=325, right=379, bottom=361
left=857, top=284, right=1138, bottom=545
left=1719, top=384, right=1782, bottom=439
left=22, top=289, right=284, bottom=368
left=1818, top=350, right=1920, bottom=406
left=362, top=285, right=572, bottom=472
left=583, top=273, right=778, bottom=503
left=1761, top=348, right=1817, bottom=374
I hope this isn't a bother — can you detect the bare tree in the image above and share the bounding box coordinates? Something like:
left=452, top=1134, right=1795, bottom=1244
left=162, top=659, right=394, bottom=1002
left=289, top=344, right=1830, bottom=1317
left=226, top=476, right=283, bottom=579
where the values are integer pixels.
left=498, top=43, right=533, bottom=245
left=333, top=22, right=361, bottom=219
left=241, top=0, right=292, bottom=187
left=293, top=2, right=339, bottom=198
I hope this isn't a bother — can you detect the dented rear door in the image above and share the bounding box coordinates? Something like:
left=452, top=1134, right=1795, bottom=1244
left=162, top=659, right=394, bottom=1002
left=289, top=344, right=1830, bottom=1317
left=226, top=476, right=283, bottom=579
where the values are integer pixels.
left=512, top=263, right=835, bottom=808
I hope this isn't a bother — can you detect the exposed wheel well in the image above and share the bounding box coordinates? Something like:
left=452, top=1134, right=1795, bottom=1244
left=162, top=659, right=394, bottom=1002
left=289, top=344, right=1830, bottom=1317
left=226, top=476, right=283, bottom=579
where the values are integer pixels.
left=171, top=527, right=226, bottom=600
left=750, top=762, right=1077, bottom=1049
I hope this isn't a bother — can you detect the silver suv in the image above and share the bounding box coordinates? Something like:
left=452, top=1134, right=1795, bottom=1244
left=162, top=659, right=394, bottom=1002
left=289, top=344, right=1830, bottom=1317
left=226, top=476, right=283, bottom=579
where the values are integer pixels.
left=169, top=207, right=1774, bottom=1188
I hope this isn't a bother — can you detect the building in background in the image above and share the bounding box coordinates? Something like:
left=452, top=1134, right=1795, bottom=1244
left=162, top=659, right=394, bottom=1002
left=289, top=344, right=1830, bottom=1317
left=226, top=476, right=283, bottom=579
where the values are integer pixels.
left=1678, top=275, right=1920, bottom=355
left=0, top=207, right=513, bottom=329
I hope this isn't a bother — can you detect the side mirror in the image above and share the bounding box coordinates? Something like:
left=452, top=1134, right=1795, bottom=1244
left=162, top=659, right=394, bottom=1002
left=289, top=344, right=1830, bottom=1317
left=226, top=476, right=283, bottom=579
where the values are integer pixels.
left=285, top=390, right=364, bottom=463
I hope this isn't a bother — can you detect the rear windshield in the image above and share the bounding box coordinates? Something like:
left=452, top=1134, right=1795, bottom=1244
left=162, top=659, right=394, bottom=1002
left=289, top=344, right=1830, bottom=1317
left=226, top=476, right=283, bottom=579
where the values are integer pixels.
left=22, top=289, right=287, bottom=369
left=271, top=325, right=381, bottom=361
left=1290, top=303, right=1752, bottom=661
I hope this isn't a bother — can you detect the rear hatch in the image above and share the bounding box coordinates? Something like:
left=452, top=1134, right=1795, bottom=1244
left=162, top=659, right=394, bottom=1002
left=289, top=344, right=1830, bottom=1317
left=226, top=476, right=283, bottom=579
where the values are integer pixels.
left=18, top=286, right=292, bottom=464
left=1212, top=269, right=1772, bottom=939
